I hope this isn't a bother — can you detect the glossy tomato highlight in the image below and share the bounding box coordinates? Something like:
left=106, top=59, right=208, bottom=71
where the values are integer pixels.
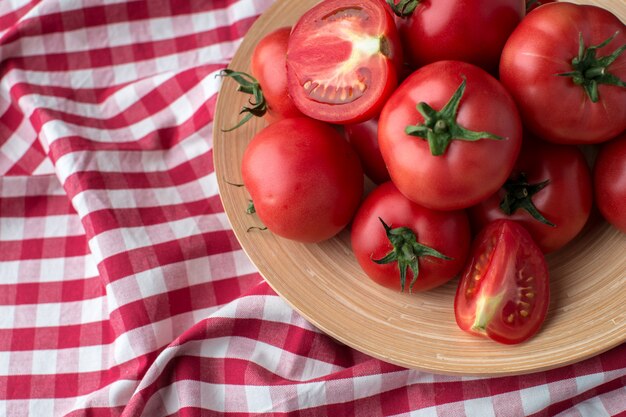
left=454, top=220, right=550, bottom=345
left=286, top=0, right=402, bottom=124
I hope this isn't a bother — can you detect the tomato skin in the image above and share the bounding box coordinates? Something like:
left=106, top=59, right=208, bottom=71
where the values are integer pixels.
left=469, top=137, right=592, bottom=254
left=454, top=220, right=550, bottom=345
left=251, top=27, right=304, bottom=122
left=241, top=117, right=364, bottom=243
left=344, top=118, right=390, bottom=184
left=378, top=60, right=522, bottom=211
left=394, top=0, right=524, bottom=74
left=286, top=0, right=401, bottom=124
left=594, top=133, right=626, bottom=233
left=499, top=3, right=626, bottom=144
left=351, top=182, right=470, bottom=292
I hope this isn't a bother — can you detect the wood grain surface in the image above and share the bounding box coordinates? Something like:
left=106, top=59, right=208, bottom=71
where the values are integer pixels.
left=213, top=0, right=626, bottom=376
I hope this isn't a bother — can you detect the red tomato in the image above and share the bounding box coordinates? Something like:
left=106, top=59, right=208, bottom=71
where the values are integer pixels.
left=594, top=132, right=626, bottom=233
left=241, top=118, right=364, bottom=243
left=286, top=0, right=402, bottom=124
left=378, top=60, right=522, bottom=211
left=469, top=137, right=592, bottom=254
left=499, top=3, right=626, bottom=144
left=454, top=220, right=550, bottom=345
left=251, top=27, right=304, bottom=122
left=219, top=28, right=302, bottom=130
left=343, top=118, right=390, bottom=184
left=351, top=182, right=471, bottom=292
left=387, top=0, right=524, bottom=73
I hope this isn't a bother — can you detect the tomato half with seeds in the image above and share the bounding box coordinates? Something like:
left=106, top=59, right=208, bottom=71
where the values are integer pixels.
left=286, top=0, right=402, bottom=124
left=454, top=220, right=550, bottom=345
left=351, top=182, right=470, bottom=292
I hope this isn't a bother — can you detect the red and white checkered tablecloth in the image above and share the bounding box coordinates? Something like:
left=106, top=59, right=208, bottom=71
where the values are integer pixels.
left=0, top=0, right=624, bottom=416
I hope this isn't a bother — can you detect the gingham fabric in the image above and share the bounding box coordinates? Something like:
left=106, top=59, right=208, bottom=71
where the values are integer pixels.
left=0, top=0, right=624, bottom=416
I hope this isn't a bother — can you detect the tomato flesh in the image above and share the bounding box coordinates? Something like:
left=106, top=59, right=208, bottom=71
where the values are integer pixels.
left=454, top=220, right=550, bottom=344
left=287, top=0, right=400, bottom=124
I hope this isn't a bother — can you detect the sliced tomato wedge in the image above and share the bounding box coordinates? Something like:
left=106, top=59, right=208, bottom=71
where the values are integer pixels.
left=286, top=0, right=401, bottom=124
left=454, top=220, right=550, bottom=344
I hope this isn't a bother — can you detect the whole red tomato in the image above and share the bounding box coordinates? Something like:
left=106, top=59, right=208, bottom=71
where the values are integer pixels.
left=594, top=132, right=626, bottom=233
left=454, top=220, right=550, bottom=345
left=343, top=118, right=390, bottom=184
left=378, top=60, right=522, bottom=211
left=251, top=27, right=304, bottom=122
left=219, top=27, right=302, bottom=130
left=469, top=137, right=592, bottom=254
left=241, top=117, right=364, bottom=243
left=286, top=0, right=402, bottom=124
left=351, top=182, right=471, bottom=292
left=500, top=3, right=626, bottom=144
left=387, top=0, right=524, bottom=73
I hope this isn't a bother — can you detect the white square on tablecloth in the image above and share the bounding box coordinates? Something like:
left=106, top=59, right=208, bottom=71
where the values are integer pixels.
left=464, top=396, right=496, bottom=417
left=520, top=384, right=551, bottom=416
left=32, top=349, right=57, bottom=374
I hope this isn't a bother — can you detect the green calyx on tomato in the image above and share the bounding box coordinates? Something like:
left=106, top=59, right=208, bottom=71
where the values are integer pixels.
left=386, top=0, right=420, bottom=18
left=404, top=79, right=505, bottom=156
left=373, top=217, right=452, bottom=293
left=246, top=201, right=256, bottom=215
left=558, top=32, right=626, bottom=103
left=525, top=0, right=552, bottom=13
left=499, top=173, right=556, bottom=227
left=217, top=69, right=267, bottom=131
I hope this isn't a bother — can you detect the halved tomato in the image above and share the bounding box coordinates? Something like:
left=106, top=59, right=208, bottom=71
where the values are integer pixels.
left=454, top=220, right=550, bottom=344
left=286, top=0, right=401, bottom=124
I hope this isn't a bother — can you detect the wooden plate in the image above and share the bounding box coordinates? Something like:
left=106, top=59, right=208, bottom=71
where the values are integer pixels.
left=213, top=0, right=626, bottom=376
